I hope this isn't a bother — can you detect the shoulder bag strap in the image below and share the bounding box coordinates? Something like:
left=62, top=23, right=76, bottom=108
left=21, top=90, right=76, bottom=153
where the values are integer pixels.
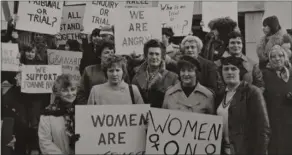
left=129, top=84, right=135, bottom=104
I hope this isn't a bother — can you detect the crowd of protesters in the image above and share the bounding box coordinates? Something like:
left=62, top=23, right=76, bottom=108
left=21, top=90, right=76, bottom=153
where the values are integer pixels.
left=1, top=14, right=292, bottom=155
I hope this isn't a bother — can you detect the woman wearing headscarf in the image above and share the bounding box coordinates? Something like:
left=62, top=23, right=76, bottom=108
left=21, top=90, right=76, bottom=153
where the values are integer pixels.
left=162, top=55, right=215, bottom=114
left=216, top=56, right=270, bottom=155
left=87, top=55, right=144, bottom=105
left=76, top=40, right=115, bottom=105
left=38, top=74, right=79, bottom=154
left=257, top=15, right=292, bottom=69
left=262, top=45, right=292, bottom=155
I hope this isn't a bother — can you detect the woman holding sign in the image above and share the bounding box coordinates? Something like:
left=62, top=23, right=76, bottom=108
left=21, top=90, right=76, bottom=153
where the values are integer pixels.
left=38, top=74, right=79, bottom=155
left=162, top=55, right=215, bottom=114
left=87, top=55, right=144, bottom=105
left=216, top=56, right=270, bottom=155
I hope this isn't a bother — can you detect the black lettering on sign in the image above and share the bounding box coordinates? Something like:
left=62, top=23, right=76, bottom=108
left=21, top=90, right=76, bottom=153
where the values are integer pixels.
left=27, top=13, right=58, bottom=27
left=28, top=1, right=61, bottom=9
left=149, top=134, right=160, bottom=151
left=198, top=123, right=207, bottom=140
left=92, top=1, right=119, bottom=9
left=205, top=143, right=216, bottom=155
left=149, top=111, right=170, bottom=134
left=167, top=117, right=182, bottom=136
left=23, top=81, right=45, bottom=89
left=122, top=36, right=151, bottom=47
left=160, top=4, right=172, bottom=11
left=100, top=8, right=109, bottom=16
left=208, top=123, right=221, bottom=141
left=184, top=143, right=197, bottom=155
left=45, top=81, right=54, bottom=89
left=182, top=120, right=198, bottom=139
left=98, top=132, right=126, bottom=145
left=129, top=10, right=144, bottom=19
left=68, top=12, right=81, bottom=19
left=92, top=16, right=109, bottom=25
left=35, top=66, right=46, bottom=73
left=164, top=140, right=179, bottom=155
left=129, top=23, right=147, bottom=32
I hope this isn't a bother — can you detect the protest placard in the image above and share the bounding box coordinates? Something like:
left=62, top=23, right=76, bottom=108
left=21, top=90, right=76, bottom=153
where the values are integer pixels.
left=114, top=7, right=161, bottom=55
left=75, top=104, right=150, bottom=154
left=159, top=2, right=193, bottom=36
left=56, top=4, right=85, bottom=45
left=47, top=49, right=82, bottom=84
left=1, top=43, right=20, bottom=72
left=202, top=2, right=238, bottom=32
left=16, top=1, right=63, bottom=34
left=82, top=1, right=120, bottom=34
left=125, top=0, right=156, bottom=8
left=146, top=108, right=223, bottom=155
left=21, top=65, right=62, bottom=93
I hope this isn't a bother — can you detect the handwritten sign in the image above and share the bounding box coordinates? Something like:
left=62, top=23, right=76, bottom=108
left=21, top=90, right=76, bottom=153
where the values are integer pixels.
left=56, top=4, right=85, bottom=45
left=21, top=65, right=62, bottom=93
left=82, top=1, right=120, bottom=33
left=1, top=43, right=20, bottom=72
left=115, top=7, right=161, bottom=55
left=159, top=2, right=194, bottom=36
left=125, top=0, right=156, bottom=8
left=75, top=104, right=150, bottom=154
left=16, top=1, right=63, bottom=34
left=47, top=49, right=82, bottom=84
left=146, top=108, right=223, bottom=155
left=202, top=2, right=238, bottom=32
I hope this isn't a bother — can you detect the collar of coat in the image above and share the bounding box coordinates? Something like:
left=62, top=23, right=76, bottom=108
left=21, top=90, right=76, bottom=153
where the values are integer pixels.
left=261, top=29, right=288, bottom=52
left=134, top=61, right=167, bottom=89
left=167, top=82, right=214, bottom=98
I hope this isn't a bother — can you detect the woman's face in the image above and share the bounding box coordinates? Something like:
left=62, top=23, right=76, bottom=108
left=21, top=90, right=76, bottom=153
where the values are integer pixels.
left=25, top=48, right=36, bottom=60
left=270, top=50, right=285, bottom=70
left=147, top=47, right=162, bottom=67
left=101, top=47, right=115, bottom=63
left=183, top=41, right=199, bottom=58
left=65, top=44, right=70, bottom=51
left=228, top=37, right=243, bottom=56
left=263, top=25, right=271, bottom=35
left=59, top=86, right=77, bottom=103
left=222, top=64, right=241, bottom=85
left=180, top=67, right=197, bottom=87
left=107, top=64, right=123, bottom=85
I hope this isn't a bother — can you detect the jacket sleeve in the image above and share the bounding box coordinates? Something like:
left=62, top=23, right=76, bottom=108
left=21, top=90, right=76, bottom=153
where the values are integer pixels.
left=252, top=64, right=265, bottom=91
left=256, top=37, right=268, bottom=62
left=79, top=45, right=88, bottom=75
left=207, top=94, right=215, bottom=115
left=76, top=69, right=89, bottom=105
left=38, top=116, right=63, bottom=154
left=207, top=62, right=218, bottom=92
left=248, top=87, right=270, bottom=155
left=132, top=85, right=145, bottom=105
left=162, top=92, right=170, bottom=109
left=87, top=87, right=97, bottom=105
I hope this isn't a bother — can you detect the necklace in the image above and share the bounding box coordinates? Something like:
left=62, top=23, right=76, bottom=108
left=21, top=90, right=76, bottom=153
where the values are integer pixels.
left=222, top=92, right=233, bottom=108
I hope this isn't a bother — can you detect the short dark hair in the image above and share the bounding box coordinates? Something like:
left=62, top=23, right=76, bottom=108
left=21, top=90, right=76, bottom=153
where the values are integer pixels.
left=263, top=15, right=281, bottom=35
left=162, top=27, right=174, bottom=37
left=97, top=40, right=115, bottom=58
left=52, top=74, right=75, bottom=94
left=66, top=39, right=80, bottom=51
left=220, top=56, right=247, bottom=81
left=102, top=55, right=128, bottom=80
left=143, top=39, right=166, bottom=60
left=227, top=31, right=243, bottom=42
left=178, top=56, right=201, bottom=81
left=91, top=28, right=100, bottom=37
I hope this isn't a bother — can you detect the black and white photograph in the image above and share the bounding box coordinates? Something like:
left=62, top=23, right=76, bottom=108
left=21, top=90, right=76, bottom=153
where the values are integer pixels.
left=1, top=0, right=292, bottom=155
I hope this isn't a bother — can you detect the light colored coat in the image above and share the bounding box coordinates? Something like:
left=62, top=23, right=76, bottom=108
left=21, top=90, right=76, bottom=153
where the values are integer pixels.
left=87, top=81, right=144, bottom=105
left=162, top=82, right=215, bottom=114
left=38, top=116, right=72, bottom=155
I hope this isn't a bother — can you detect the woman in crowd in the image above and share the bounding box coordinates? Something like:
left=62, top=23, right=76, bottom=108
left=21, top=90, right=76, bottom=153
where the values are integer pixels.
left=202, top=17, right=238, bottom=61
left=262, top=45, right=292, bottom=154
left=162, top=55, right=215, bottom=114
left=38, top=74, right=79, bottom=155
left=19, top=44, right=51, bottom=153
left=76, top=40, right=115, bottom=105
left=257, top=15, right=292, bottom=69
left=216, top=56, right=270, bottom=155
left=180, top=35, right=218, bottom=92
left=87, top=55, right=144, bottom=105
left=132, top=39, right=178, bottom=108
